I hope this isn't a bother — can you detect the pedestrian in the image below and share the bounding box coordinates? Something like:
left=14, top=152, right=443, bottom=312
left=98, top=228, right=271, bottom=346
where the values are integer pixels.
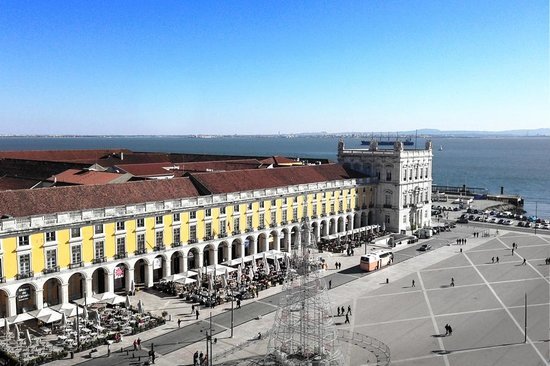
left=336, top=262, right=338, bottom=270
left=496, top=256, right=499, bottom=263
left=193, top=351, right=199, bottom=366
left=337, top=307, right=341, bottom=316
left=347, top=305, right=352, bottom=316
left=523, top=258, right=527, bottom=265
left=491, top=257, right=494, bottom=264
left=136, top=337, right=141, bottom=350
left=341, top=306, right=345, bottom=315
left=444, top=324, right=449, bottom=336
left=448, top=325, right=453, bottom=336
left=196, top=309, right=200, bottom=320
left=328, top=280, right=332, bottom=289
left=202, top=353, right=208, bottom=366
left=236, top=299, right=241, bottom=309
left=199, top=352, right=204, bottom=365
left=512, top=248, right=514, bottom=255
left=258, top=332, right=262, bottom=340
left=191, top=304, right=195, bottom=314
left=178, top=318, right=181, bottom=328
left=412, top=279, right=415, bottom=287
left=133, top=339, right=137, bottom=351
left=450, top=278, right=455, bottom=287
left=513, top=242, right=516, bottom=249
left=345, top=313, right=350, bottom=324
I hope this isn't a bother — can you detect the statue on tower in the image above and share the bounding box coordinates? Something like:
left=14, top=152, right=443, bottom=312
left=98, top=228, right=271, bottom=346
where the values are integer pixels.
left=425, top=140, right=432, bottom=150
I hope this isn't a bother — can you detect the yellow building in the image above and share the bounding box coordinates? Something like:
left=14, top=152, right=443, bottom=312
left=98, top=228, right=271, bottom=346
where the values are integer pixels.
left=0, top=163, right=376, bottom=317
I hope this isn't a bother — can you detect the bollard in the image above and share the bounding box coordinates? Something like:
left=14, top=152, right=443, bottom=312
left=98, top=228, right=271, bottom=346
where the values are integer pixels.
left=120, top=347, right=123, bottom=353
left=126, top=350, right=129, bottom=355
left=460, top=248, right=462, bottom=253
left=132, top=352, right=135, bottom=358
left=386, top=278, right=389, bottom=284
left=70, top=351, right=74, bottom=359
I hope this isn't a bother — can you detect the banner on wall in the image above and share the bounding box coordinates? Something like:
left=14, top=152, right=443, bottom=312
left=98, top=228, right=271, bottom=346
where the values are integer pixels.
left=114, top=266, right=125, bottom=279
left=17, top=286, right=31, bottom=301
left=153, top=257, right=162, bottom=270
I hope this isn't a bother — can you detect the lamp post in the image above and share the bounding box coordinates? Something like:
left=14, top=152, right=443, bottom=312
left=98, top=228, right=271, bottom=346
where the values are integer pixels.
left=71, top=300, right=80, bottom=350
left=230, top=296, right=234, bottom=338
left=534, top=202, right=538, bottom=235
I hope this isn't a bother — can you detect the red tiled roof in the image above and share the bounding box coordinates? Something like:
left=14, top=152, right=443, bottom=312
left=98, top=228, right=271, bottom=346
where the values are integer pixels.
left=114, top=162, right=180, bottom=177
left=115, top=159, right=262, bottom=177
left=48, top=169, right=131, bottom=185
left=181, top=159, right=262, bottom=172
left=189, top=164, right=363, bottom=194
left=259, top=156, right=302, bottom=166
left=0, top=176, right=41, bottom=191
left=0, top=178, right=199, bottom=218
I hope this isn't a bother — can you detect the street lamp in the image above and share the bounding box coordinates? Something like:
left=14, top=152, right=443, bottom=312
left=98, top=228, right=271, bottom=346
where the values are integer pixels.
left=70, top=300, right=80, bottom=350
left=534, top=202, right=538, bottom=236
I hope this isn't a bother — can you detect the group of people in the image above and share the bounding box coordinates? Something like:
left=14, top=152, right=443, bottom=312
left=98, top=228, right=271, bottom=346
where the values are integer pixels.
left=337, top=305, right=352, bottom=324
left=334, top=262, right=342, bottom=270
left=444, top=324, right=453, bottom=336
left=193, top=350, right=208, bottom=366
left=132, top=337, right=142, bottom=350
left=456, top=238, right=467, bottom=245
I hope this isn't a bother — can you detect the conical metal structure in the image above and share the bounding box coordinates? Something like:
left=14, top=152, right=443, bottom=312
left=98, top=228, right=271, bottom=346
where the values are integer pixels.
left=265, top=219, right=344, bottom=365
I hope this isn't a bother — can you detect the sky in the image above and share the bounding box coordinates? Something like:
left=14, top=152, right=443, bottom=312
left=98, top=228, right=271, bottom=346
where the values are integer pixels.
left=0, top=1, right=548, bottom=135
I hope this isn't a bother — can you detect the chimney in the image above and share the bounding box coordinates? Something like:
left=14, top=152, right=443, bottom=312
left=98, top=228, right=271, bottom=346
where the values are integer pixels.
left=120, top=152, right=124, bottom=160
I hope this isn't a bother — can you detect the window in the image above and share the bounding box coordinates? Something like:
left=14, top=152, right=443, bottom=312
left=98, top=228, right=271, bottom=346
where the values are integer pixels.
left=173, top=213, right=180, bottom=222
left=233, top=218, right=239, bottom=233
left=19, top=254, right=31, bottom=275
left=155, top=216, right=163, bottom=225
left=71, top=245, right=82, bottom=264
left=322, top=203, right=326, bottom=214
left=330, top=204, right=335, bottom=214
left=136, top=218, right=145, bottom=228
left=219, top=219, right=226, bottom=235
left=271, top=199, right=276, bottom=206
left=259, top=201, right=264, bottom=209
left=259, top=213, right=265, bottom=227
left=409, top=169, right=413, bottom=180
left=282, top=211, right=287, bottom=223
left=403, top=215, right=407, bottom=224
left=190, top=225, right=197, bottom=240
left=233, top=205, right=239, bottom=213
left=385, top=215, right=391, bottom=224
left=173, top=228, right=180, bottom=244
left=205, top=208, right=211, bottom=217
left=271, top=215, right=277, bottom=226
left=313, top=203, right=317, bottom=215
left=137, top=234, right=145, bottom=251
left=386, top=170, right=392, bottom=181
left=293, top=207, right=298, bottom=220
left=246, top=216, right=253, bottom=229
left=95, top=224, right=104, bottom=234
left=155, top=231, right=163, bottom=246
left=95, top=241, right=105, bottom=259
left=247, top=203, right=253, bottom=210
left=205, top=223, right=212, bottom=237
left=220, top=206, right=226, bottom=215
left=46, top=249, right=57, bottom=269
left=18, top=235, right=30, bottom=246
left=116, top=221, right=125, bottom=231
left=45, top=231, right=56, bottom=242
left=71, top=228, right=81, bottom=238
left=116, top=237, right=126, bottom=255
left=385, top=193, right=392, bottom=207
left=191, top=210, right=197, bottom=219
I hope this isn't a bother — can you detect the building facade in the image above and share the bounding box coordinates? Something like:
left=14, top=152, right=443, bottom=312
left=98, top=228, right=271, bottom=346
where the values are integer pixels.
left=0, top=163, right=379, bottom=317
left=338, top=139, right=433, bottom=233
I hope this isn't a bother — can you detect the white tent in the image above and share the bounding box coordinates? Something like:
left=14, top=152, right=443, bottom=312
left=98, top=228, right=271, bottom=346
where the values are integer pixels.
left=174, top=277, right=197, bottom=285
left=237, top=265, right=242, bottom=285
left=7, top=313, right=34, bottom=324
left=125, top=295, right=131, bottom=309
left=204, top=264, right=237, bottom=275
left=137, top=300, right=144, bottom=314
left=14, top=324, right=20, bottom=340
left=29, top=308, right=63, bottom=324
left=51, top=303, right=80, bottom=318
left=73, top=296, right=99, bottom=306
left=25, top=329, right=31, bottom=346
left=92, top=292, right=116, bottom=302
left=3, top=319, right=9, bottom=337
left=161, top=273, right=187, bottom=282
left=100, top=295, right=126, bottom=305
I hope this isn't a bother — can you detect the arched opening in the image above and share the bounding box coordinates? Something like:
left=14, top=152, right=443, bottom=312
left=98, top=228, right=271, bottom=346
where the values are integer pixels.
left=354, top=213, right=361, bottom=228
left=43, top=277, right=62, bottom=307
left=280, top=229, right=289, bottom=252
left=152, top=256, right=166, bottom=283
left=269, top=231, right=278, bottom=250
left=16, top=284, right=36, bottom=314
left=231, top=239, right=242, bottom=260
left=187, top=248, right=200, bottom=269
left=203, top=245, right=215, bottom=266
left=134, top=259, right=148, bottom=286
left=113, top=263, right=128, bottom=292
left=244, top=236, right=255, bottom=256
left=92, top=267, right=107, bottom=294
left=0, top=289, right=8, bottom=317
left=257, top=234, right=267, bottom=253
left=338, top=217, right=345, bottom=233
left=171, top=252, right=183, bottom=274
left=320, top=220, right=328, bottom=237
left=68, top=273, right=85, bottom=301
left=329, top=219, right=336, bottom=235
left=218, top=242, right=229, bottom=264
left=291, top=227, right=300, bottom=250
left=366, top=211, right=372, bottom=226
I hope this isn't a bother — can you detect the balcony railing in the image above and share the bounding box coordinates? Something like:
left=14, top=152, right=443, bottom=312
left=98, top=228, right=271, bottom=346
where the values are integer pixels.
left=154, top=244, right=166, bottom=252
left=257, top=225, right=265, bottom=230
left=218, top=232, right=227, bottom=238
left=92, top=257, right=107, bottom=264
left=172, top=242, right=182, bottom=248
left=114, top=252, right=127, bottom=260
left=69, top=262, right=83, bottom=269
left=232, top=230, right=240, bottom=235
left=383, top=204, right=392, bottom=209
left=43, top=266, right=60, bottom=274
left=245, top=227, right=254, bottom=233
left=134, top=248, right=147, bottom=255
left=204, top=236, right=214, bottom=241
left=188, top=238, right=197, bottom=244
left=16, top=271, right=34, bottom=280
left=338, top=210, right=344, bottom=214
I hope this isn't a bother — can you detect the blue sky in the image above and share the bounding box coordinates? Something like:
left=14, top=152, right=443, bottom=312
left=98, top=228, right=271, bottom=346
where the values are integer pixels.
left=0, top=1, right=548, bottom=135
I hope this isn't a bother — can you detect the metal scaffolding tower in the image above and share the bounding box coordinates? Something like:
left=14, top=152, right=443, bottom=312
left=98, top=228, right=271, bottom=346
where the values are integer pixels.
left=265, top=219, right=344, bottom=365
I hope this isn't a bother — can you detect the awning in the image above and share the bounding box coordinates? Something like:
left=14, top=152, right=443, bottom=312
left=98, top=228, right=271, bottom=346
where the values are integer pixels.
left=7, top=313, right=34, bottom=324
left=73, top=296, right=99, bottom=306
left=29, top=308, right=63, bottom=324
left=51, top=303, right=79, bottom=318
left=174, top=277, right=197, bottom=285
left=204, top=264, right=237, bottom=275
left=101, top=295, right=126, bottom=305
left=162, top=270, right=198, bottom=282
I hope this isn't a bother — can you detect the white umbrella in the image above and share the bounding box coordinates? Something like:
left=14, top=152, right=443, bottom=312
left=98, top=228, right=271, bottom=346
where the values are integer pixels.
left=61, top=313, right=67, bottom=327
left=82, top=306, right=89, bottom=321
left=237, top=265, right=242, bottom=285
left=25, top=329, right=31, bottom=346
left=221, top=272, right=227, bottom=288
left=208, top=273, right=213, bottom=293
left=4, top=319, right=9, bottom=338
left=197, top=269, right=202, bottom=289
left=252, top=258, right=257, bottom=273
left=274, top=258, right=281, bottom=272
left=130, top=280, right=135, bottom=294
left=14, top=324, right=19, bottom=341
left=125, top=294, right=131, bottom=309
left=263, top=253, right=270, bottom=274
left=137, top=300, right=144, bottom=314
left=248, top=266, right=254, bottom=279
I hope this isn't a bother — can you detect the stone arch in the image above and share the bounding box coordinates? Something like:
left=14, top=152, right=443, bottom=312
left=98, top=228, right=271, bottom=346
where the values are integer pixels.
left=290, top=226, right=300, bottom=250
left=218, top=241, right=230, bottom=264
left=244, top=235, right=255, bottom=256
left=354, top=212, right=362, bottom=228
left=203, top=244, right=216, bottom=266
left=187, top=247, right=200, bottom=270
left=268, top=230, right=278, bottom=251
left=170, top=251, right=184, bottom=275
left=42, top=277, right=62, bottom=307
left=280, top=228, right=290, bottom=252
left=231, top=239, right=242, bottom=260
left=337, top=216, right=345, bottom=233
left=91, top=267, right=109, bottom=295
left=329, top=218, right=337, bottom=235
left=367, top=211, right=373, bottom=226
left=152, top=255, right=167, bottom=282
left=257, top=233, right=268, bottom=253
left=67, top=272, right=85, bottom=302
left=0, top=289, right=8, bottom=318
left=16, top=283, right=37, bottom=314
left=134, top=258, right=149, bottom=287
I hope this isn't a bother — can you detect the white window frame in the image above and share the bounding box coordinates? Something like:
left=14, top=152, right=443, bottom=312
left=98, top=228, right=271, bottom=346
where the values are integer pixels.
left=18, top=253, right=32, bottom=275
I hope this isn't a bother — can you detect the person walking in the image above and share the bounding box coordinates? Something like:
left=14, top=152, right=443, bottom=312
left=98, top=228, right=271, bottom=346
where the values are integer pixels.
left=178, top=318, right=181, bottom=328
left=133, top=339, right=137, bottom=351
left=337, top=307, right=341, bottom=316
left=328, top=280, right=332, bottom=289
left=236, top=299, right=241, bottom=309
left=199, top=352, right=204, bottom=366
left=344, top=313, right=350, bottom=324
left=444, top=324, right=449, bottom=336
left=341, top=306, right=345, bottom=315
left=491, top=257, right=494, bottom=264
left=448, top=324, right=453, bottom=335
left=523, top=258, right=527, bottom=265
left=411, top=279, right=415, bottom=287
left=191, top=304, right=195, bottom=314
left=193, top=351, right=199, bottom=366
left=511, top=248, right=514, bottom=255
left=137, top=338, right=141, bottom=350
left=496, top=256, right=499, bottom=263
left=347, top=305, right=352, bottom=316
left=196, top=309, right=200, bottom=320
left=450, top=278, right=455, bottom=287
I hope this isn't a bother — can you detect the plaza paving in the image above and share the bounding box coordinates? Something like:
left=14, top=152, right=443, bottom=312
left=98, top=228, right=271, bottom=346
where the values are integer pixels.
left=45, top=224, right=550, bottom=366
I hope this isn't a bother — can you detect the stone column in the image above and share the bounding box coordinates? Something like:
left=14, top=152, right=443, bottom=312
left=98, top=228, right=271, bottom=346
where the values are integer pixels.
left=105, top=272, right=114, bottom=293
left=179, top=254, right=186, bottom=273
left=85, top=277, right=93, bottom=297
left=8, top=296, right=17, bottom=317
left=239, top=242, right=245, bottom=259
left=35, top=289, right=44, bottom=310
left=125, top=268, right=134, bottom=292
left=61, top=283, right=69, bottom=304
left=145, top=263, right=154, bottom=288
left=162, top=259, right=170, bottom=278
left=198, top=251, right=204, bottom=269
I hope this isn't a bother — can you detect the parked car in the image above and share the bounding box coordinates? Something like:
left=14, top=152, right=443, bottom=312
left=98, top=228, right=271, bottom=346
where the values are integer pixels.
left=457, top=217, right=469, bottom=224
